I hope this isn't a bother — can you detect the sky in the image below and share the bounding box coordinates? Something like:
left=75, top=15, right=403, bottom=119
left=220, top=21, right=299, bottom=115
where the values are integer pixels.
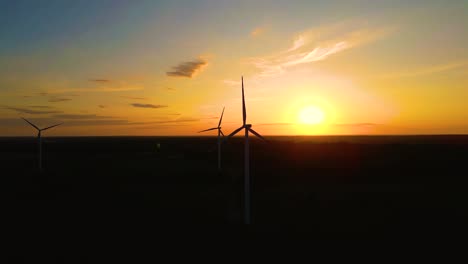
left=1, top=0, right=467, bottom=136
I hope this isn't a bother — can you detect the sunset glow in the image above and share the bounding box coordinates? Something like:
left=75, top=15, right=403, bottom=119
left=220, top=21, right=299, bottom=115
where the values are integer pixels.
left=298, top=106, right=325, bottom=125
left=0, top=1, right=467, bottom=136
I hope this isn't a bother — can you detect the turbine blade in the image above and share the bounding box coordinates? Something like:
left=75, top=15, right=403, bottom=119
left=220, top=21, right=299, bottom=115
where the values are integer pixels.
left=220, top=130, right=225, bottom=137
left=198, top=127, right=218, bottom=133
left=218, top=106, right=225, bottom=127
left=224, top=126, right=244, bottom=143
left=21, top=117, right=40, bottom=131
left=41, top=123, right=63, bottom=131
left=249, top=128, right=266, bottom=141
left=242, top=76, right=246, bottom=125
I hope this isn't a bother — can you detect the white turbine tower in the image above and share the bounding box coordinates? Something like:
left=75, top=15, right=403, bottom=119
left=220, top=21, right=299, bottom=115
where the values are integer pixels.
left=225, top=76, right=266, bottom=225
left=198, top=107, right=225, bottom=172
left=22, top=118, right=62, bottom=171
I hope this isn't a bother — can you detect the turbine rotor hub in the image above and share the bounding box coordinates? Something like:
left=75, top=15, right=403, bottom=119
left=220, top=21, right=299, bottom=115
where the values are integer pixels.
left=245, top=124, right=252, bottom=128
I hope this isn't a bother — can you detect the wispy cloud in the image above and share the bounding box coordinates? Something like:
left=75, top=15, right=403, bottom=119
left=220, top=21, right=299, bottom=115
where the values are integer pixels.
left=131, top=103, right=168, bottom=109
left=287, top=35, right=306, bottom=52
left=49, top=113, right=132, bottom=126
left=167, top=58, right=208, bottom=78
left=47, top=86, right=143, bottom=94
left=65, top=119, right=132, bottom=126
left=43, top=82, right=144, bottom=94
left=4, top=106, right=62, bottom=115
left=0, top=117, right=129, bottom=127
left=52, top=114, right=114, bottom=120
left=248, top=23, right=394, bottom=77
left=98, top=105, right=106, bottom=108
left=121, top=96, right=147, bottom=100
left=30, top=106, right=53, bottom=109
left=48, top=97, right=72, bottom=102
left=89, top=79, right=111, bottom=83
left=149, top=117, right=199, bottom=124
left=379, top=61, right=468, bottom=78
left=251, top=27, right=265, bottom=37
left=0, top=115, right=202, bottom=129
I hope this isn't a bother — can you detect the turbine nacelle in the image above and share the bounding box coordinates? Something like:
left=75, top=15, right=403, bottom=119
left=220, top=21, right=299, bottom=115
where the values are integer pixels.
left=21, top=117, right=62, bottom=171
left=22, top=117, right=63, bottom=134
left=197, top=107, right=226, bottom=172
left=224, top=77, right=266, bottom=142
left=223, top=76, right=266, bottom=225
left=198, top=107, right=225, bottom=135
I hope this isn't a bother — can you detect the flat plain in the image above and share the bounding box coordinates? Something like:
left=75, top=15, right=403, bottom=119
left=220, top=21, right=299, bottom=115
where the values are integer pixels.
left=2, top=135, right=468, bottom=239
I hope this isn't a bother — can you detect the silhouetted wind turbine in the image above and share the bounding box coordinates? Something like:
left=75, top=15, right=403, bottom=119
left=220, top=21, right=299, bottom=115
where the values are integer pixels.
left=225, top=76, right=266, bottom=225
left=22, top=118, right=62, bottom=171
left=198, top=107, right=225, bottom=172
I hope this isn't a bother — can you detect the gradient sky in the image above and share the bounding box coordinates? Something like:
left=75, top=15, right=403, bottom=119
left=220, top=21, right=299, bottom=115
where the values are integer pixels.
left=1, top=0, right=467, bottom=136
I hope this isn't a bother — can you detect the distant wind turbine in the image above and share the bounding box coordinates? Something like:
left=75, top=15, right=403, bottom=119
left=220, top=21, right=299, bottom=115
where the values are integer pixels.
left=198, top=107, right=225, bottom=172
left=22, top=118, right=62, bottom=171
left=225, top=76, right=266, bottom=225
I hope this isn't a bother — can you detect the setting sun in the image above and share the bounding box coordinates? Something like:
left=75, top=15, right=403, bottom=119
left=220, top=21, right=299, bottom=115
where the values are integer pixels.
left=298, top=106, right=325, bottom=125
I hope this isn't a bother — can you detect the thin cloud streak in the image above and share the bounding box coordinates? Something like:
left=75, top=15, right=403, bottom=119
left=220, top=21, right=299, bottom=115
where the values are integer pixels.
left=52, top=114, right=114, bottom=120
left=379, top=61, right=468, bottom=78
left=131, top=103, right=168, bottom=109
left=121, top=96, right=147, bottom=100
left=45, top=86, right=144, bottom=94
left=30, top=106, right=53, bottom=109
left=89, top=79, right=111, bottom=83
left=4, top=106, right=62, bottom=115
left=48, top=97, right=72, bottom=102
left=249, top=24, right=394, bottom=78
left=149, top=118, right=199, bottom=124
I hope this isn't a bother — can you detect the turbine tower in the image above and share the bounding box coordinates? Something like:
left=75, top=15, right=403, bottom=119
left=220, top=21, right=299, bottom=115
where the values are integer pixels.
left=22, top=118, right=62, bottom=171
left=225, top=76, right=265, bottom=225
left=198, top=107, right=225, bottom=172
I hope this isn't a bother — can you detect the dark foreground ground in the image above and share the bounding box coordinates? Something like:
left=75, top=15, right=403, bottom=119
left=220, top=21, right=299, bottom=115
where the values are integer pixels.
left=1, top=135, right=468, bottom=241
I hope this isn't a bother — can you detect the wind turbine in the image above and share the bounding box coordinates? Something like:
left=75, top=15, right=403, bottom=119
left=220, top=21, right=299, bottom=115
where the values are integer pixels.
left=225, top=76, right=266, bottom=225
left=198, top=107, right=225, bottom=172
left=22, top=118, right=62, bottom=171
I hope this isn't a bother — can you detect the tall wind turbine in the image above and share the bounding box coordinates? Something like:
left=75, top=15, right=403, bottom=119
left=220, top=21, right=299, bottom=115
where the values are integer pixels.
left=22, top=118, right=62, bottom=171
left=198, top=107, right=226, bottom=172
left=225, top=76, right=266, bottom=225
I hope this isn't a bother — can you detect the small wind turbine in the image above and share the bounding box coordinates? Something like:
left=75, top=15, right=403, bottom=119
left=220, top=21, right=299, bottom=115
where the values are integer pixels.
left=22, top=117, right=62, bottom=171
left=225, top=76, right=266, bottom=225
left=198, top=107, right=225, bottom=172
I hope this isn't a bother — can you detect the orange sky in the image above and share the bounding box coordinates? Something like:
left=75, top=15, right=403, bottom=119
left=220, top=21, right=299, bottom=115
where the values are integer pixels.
left=1, top=1, right=467, bottom=136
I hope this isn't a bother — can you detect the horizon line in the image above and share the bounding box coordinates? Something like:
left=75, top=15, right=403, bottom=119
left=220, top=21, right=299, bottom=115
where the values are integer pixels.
left=2, top=133, right=468, bottom=138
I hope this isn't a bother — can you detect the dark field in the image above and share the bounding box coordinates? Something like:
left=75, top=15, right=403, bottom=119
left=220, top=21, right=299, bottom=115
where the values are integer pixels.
left=2, top=136, right=468, bottom=239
